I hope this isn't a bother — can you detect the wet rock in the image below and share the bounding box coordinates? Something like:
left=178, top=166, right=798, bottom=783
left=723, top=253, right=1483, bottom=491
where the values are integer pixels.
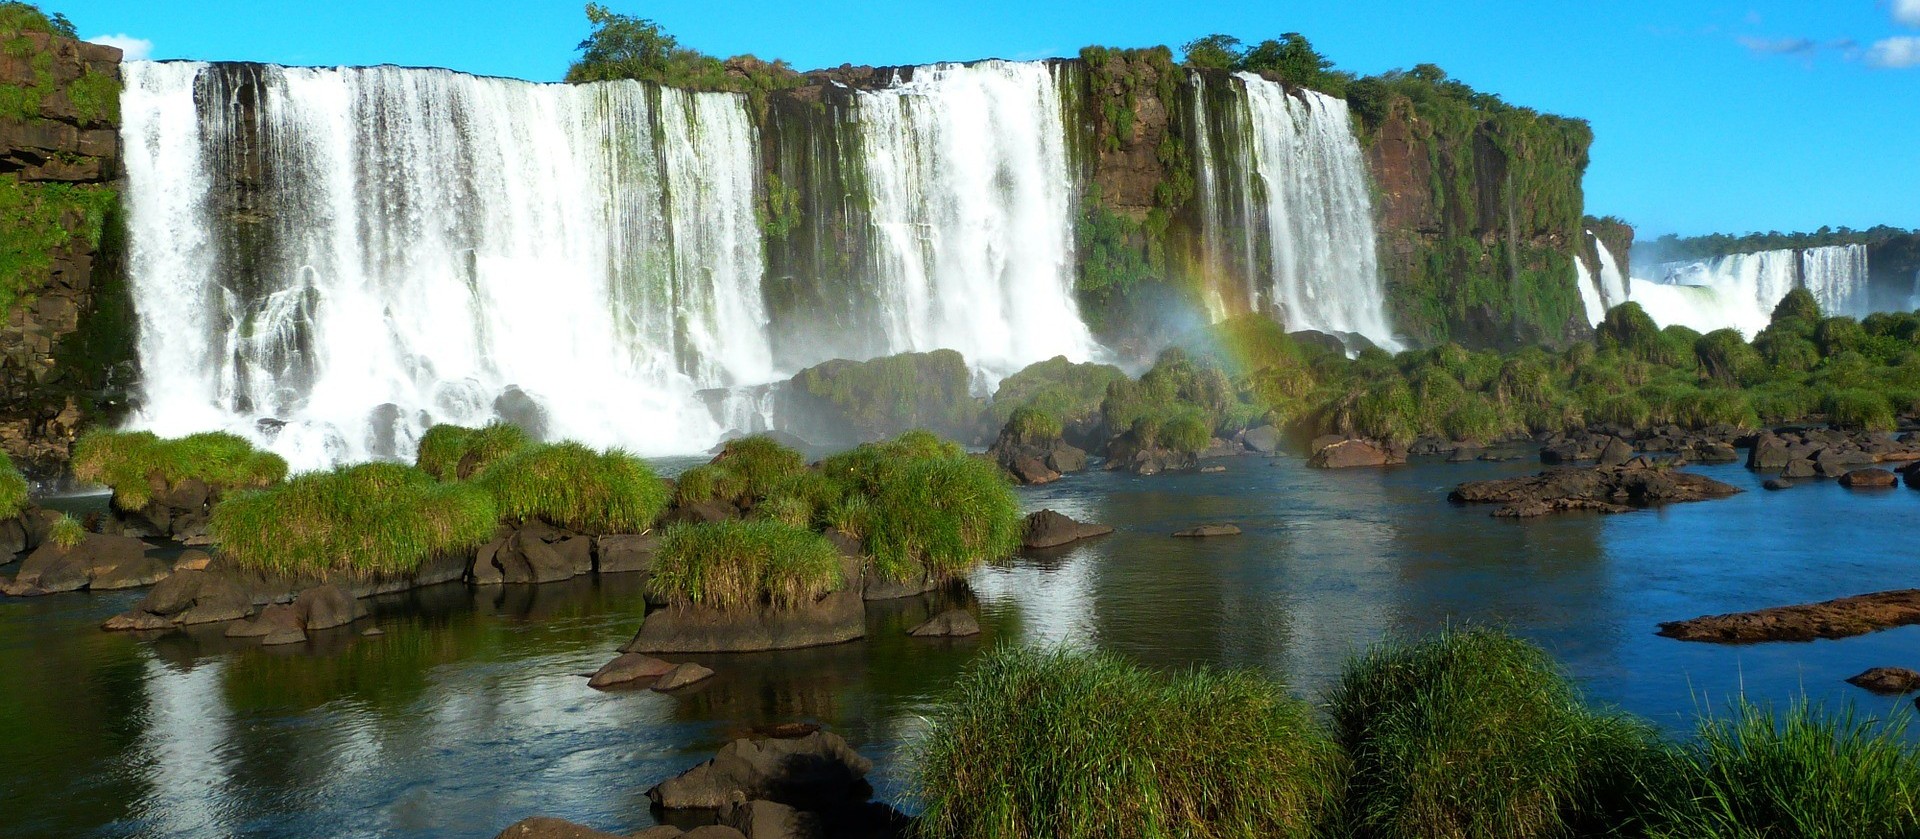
left=227, top=603, right=306, bottom=645
left=1021, top=509, right=1112, bottom=549
left=860, top=566, right=940, bottom=602
left=1199, top=465, right=1227, bottom=474
left=1241, top=424, right=1282, bottom=454
left=1840, top=469, right=1898, bottom=489
left=173, top=549, right=212, bottom=572
left=1450, top=464, right=1740, bottom=518
left=1781, top=458, right=1817, bottom=479
left=91, top=557, right=173, bottom=591
left=1307, top=437, right=1405, bottom=469
left=1763, top=478, right=1794, bottom=491
left=626, top=578, right=866, bottom=654
left=596, top=533, right=659, bottom=574
left=682, top=829, right=747, bottom=839
left=492, top=817, right=629, bottom=839
left=647, top=731, right=873, bottom=811
left=1005, top=454, right=1059, bottom=485
left=0, top=515, right=24, bottom=558
left=104, top=569, right=255, bottom=630
left=721, top=799, right=820, bottom=839
left=908, top=609, right=980, bottom=637
left=1747, top=434, right=1792, bottom=470
left=1597, top=437, right=1634, bottom=467
left=1447, top=446, right=1485, bottom=463
left=4, top=533, right=157, bottom=596
left=631, top=827, right=685, bottom=839
left=1658, top=590, right=1920, bottom=643
left=1845, top=667, right=1920, bottom=695
left=588, top=653, right=675, bottom=689
left=1173, top=524, right=1241, bottom=538
left=293, top=584, right=366, bottom=630
left=653, top=662, right=716, bottom=692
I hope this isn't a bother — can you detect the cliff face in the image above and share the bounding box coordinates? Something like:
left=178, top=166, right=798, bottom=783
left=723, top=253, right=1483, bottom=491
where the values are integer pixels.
left=0, top=30, right=127, bottom=478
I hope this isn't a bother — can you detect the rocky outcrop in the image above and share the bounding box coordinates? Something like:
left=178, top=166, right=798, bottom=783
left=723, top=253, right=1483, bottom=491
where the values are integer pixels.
left=1450, top=462, right=1740, bottom=518
left=648, top=730, right=873, bottom=811
left=1307, top=436, right=1406, bottom=469
left=0, top=32, right=131, bottom=478
left=776, top=351, right=983, bottom=447
left=908, top=609, right=980, bottom=638
left=492, top=818, right=635, bottom=839
left=1846, top=667, right=1920, bottom=696
left=1021, top=509, right=1112, bottom=549
left=1, top=532, right=159, bottom=596
left=1745, top=429, right=1920, bottom=477
left=987, top=427, right=1088, bottom=486
left=1173, top=524, right=1241, bottom=538
left=625, top=555, right=867, bottom=653
left=587, top=653, right=675, bottom=689
left=1657, top=590, right=1920, bottom=643
left=470, top=521, right=596, bottom=585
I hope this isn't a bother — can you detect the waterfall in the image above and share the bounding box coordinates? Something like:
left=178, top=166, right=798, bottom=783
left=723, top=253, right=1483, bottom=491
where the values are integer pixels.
left=1191, top=72, right=1395, bottom=347
left=1575, top=254, right=1603, bottom=326
left=855, top=61, right=1095, bottom=382
left=1799, top=244, right=1870, bottom=318
left=120, top=62, right=770, bottom=471
left=1633, top=249, right=1799, bottom=337
left=1575, top=232, right=1631, bottom=326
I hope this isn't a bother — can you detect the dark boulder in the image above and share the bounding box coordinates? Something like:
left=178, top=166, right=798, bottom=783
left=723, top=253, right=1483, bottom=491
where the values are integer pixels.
left=491, top=817, right=630, bottom=839
left=626, top=584, right=865, bottom=654
left=1840, top=469, right=1899, bottom=489
left=1021, top=509, right=1112, bottom=549
left=1747, top=434, right=1791, bottom=470
left=1596, top=437, right=1634, bottom=467
left=293, top=584, right=366, bottom=630
left=103, top=569, right=255, bottom=630
left=908, top=609, right=980, bottom=637
left=588, top=653, right=675, bottom=689
left=720, top=800, right=819, bottom=839
left=92, top=557, right=174, bottom=591
left=647, top=731, right=873, bottom=811
left=596, top=533, right=659, bottom=574
left=225, top=603, right=306, bottom=645
left=1307, top=437, right=1405, bottom=469
left=653, top=662, right=716, bottom=692
left=1658, top=590, right=1920, bottom=643
left=1241, top=425, right=1282, bottom=454
left=1762, top=478, right=1794, bottom=491
left=1781, top=459, right=1817, bottom=479
left=1173, top=524, right=1241, bottom=538
left=1845, top=667, right=1920, bottom=695
left=1451, top=463, right=1741, bottom=518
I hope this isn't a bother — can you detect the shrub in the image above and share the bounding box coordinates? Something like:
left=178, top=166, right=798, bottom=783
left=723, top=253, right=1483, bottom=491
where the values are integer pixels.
left=913, top=646, right=1344, bottom=839
left=72, top=430, right=288, bottom=509
left=751, top=494, right=813, bottom=528
left=1695, top=328, right=1761, bottom=386
left=1822, top=389, right=1896, bottom=431
left=989, top=356, right=1128, bottom=427
left=1646, top=701, right=1920, bottom=837
left=1598, top=303, right=1666, bottom=363
left=648, top=520, right=842, bottom=610
left=48, top=513, right=83, bottom=549
left=674, top=464, right=748, bottom=507
left=0, top=449, right=26, bottom=515
left=1443, top=393, right=1507, bottom=441
left=1160, top=411, right=1212, bottom=453
left=1004, top=406, right=1064, bottom=445
left=1769, top=288, right=1823, bottom=330
left=711, top=435, right=806, bottom=498
left=415, top=423, right=529, bottom=481
left=473, top=442, right=668, bottom=534
left=1329, top=628, right=1666, bottom=839
left=211, top=463, right=498, bottom=577
left=865, top=453, right=1021, bottom=583
left=818, top=430, right=964, bottom=498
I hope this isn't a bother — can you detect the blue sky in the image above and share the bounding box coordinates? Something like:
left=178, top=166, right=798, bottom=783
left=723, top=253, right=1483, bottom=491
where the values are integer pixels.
left=65, top=0, right=1920, bottom=240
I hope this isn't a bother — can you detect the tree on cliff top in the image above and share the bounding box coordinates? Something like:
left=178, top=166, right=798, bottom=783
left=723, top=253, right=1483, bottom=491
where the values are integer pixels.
left=564, top=3, right=800, bottom=97
left=1180, top=32, right=1353, bottom=96
left=0, top=2, right=75, bottom=37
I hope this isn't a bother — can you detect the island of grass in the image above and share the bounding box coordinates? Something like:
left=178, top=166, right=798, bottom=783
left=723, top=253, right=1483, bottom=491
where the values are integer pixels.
left=913, top=629, right=1920, bottom=838
left=70, top=430, right=288, bottom=539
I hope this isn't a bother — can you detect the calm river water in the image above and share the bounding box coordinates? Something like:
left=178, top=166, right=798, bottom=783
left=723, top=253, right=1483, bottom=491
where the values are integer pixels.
left=3, top=455, right=1917, bottom=838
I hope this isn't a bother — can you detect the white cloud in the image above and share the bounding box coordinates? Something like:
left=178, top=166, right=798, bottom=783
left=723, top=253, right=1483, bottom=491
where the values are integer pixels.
left=86, top=34, right=152, bottom=61
left=1896, top=0, right=1920, bottom=28
left=1866, top=35, right=1920, bottom=67
left=1738, top=35, right=1818, bottom=56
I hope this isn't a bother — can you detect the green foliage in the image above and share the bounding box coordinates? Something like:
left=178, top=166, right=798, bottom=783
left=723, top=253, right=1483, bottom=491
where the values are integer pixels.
left=648, top=520, right=842, bottom=610
left=471, top=442, right=668, bottom=534
left=712, top=435, right=806, bottom=497
left=674, top=463, right=748, bottom=507
left=0, top=3, right=73, bottom=38
left=862, top=444, right=1022, bottom=583
left=563, top=3, right=802, bottom=109
left=0, top=178, right=116, bottom=318
left=415, top=423, right=530, bottom=481
left=1160, top=411, right=1213, bottom=453
left=72, top=430, right=288, bottom=510
left=0, top=6, right=112, bottom=126
left=1821, top=389, right=1896, bottom=431
left=1101, top=348, right=1247, bottom=441
left=1180, top=34, right=1242, bottom=70
left=988, top=356, right=1129, bottom=428
left=1650, top=225, right=1916, bottom=261
left=0, top=449, right=26, bottom=515
left=1647, top=701, right=1920, bottom=837
left=1696, top=328, right=1761, bottom=386
left=1329, top=628, right=1666, bottom=838
left=798, top=350, right=980, bottom=440
left=211, top=463, right=498, bottom=577
left=1003, top=406, right=1063, bottom=445
left=48, top=512, right=83, bottom=549
left=913, top=646, right=1344, bottom=839
left=1180, top=32, right=1354, bottom=97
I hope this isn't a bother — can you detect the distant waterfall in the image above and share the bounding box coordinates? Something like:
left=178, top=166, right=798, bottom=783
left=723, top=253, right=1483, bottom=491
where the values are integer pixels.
left=1799, top=244, right=1870, bottom=318
left=1631, top=245, right=1873, bottom=337
left=856, top=61, right=1095, bottom=380
left=121, top=62, right=769, bottom=470
left=1192, top=72, right=1395, bottom=348
left=1575, top=232, right=1630, bottom=325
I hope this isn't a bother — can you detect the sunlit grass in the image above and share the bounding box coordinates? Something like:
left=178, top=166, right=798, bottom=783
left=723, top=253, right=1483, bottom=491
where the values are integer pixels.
left=647, top=520, right=843, bottom=610
left=72, top=430, right=287, bottom=509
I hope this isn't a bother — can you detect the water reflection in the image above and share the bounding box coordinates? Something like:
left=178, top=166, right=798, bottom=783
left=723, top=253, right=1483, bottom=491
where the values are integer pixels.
left=2, top=456, right=1917, bottom=837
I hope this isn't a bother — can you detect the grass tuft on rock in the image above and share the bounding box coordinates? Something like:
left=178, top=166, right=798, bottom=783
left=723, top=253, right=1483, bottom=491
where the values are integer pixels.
left=473, top=442, right=668, bottom=534
left=1328, top=627, right=1666, bottom=839
left=913, top=645, right=1344, bottom=839
left=48, top=512, right=83, bottom=549
left=1646, top=700, right=1920, bottom=837
left=863, top=448, right=1022, bottom=583
left=0, top=449, right=26, bottom=515
left=711, top=435, right=806, bottom=495
left=210, top=463, right=497, bottom=577
left=648, top=520, right=843, bottom=610
left=415, top=423, right=530, bottom=481
left=72, top=430, right=287, bottom=509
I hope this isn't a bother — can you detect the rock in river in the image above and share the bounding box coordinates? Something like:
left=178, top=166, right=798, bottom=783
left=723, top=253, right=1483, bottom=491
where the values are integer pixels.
left=1839, top=468, right=1898, bottom=489
left=1845, top=667, right=1920, bottom=695
left=1450, top=463, right=1740, bottom=518
left=1022, top=509, right=1112, bottom=549
left=1173, top=524, right=1241, bottom=538
left=908, top=609, right=980, bottom=637
left=648, top=730, right=872, bottom=811
left=587, top=653, right=675, bottom=689
left=1657, top=590, right=1920, bottom=643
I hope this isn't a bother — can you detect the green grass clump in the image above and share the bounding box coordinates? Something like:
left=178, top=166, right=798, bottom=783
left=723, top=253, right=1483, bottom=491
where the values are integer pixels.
left=864, top=453, right=1022, bottom=583
left=710, top=435, right=807, bottom=497
left=989, top=356, right=1129, bottom=427
left=48, top=512, right=83, bottom=549
left=913, top=646, right=1344, bottom=839
left=1328, top=628, right=1666, bottom=839
left=0, top=449, right=26, bottom=515
left=818, top=430, right=964, bottom=498
left=751, top=494, right=813, bottom=528
left=72, top=430, right=288, bottom=509
left=1003, top=406, right=1064, bottom=445
left=472, top=442, right=668, bottom=534
left=1160, top=411, right=1213, bottom=453
left=648, top=520, right=843, bottom=610
left=1645, top=700, right=1920, bottom=837
left=210, top=463, right=497, bottom=577
left=674, top=463, right=748, bottom=507
left=1822, top=389, right=1896, bottom=431
left=415, top=423, right=530, bottom=481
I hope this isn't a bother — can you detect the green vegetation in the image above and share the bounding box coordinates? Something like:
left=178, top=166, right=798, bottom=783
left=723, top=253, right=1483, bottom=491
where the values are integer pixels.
left=210, top=463, right=498, bottom=577
left=917, top=630, right=1920, bottom=838
left=72, top=431, right=288, bottom=510
left=470, top=442, right=668, bottom=535
left=796, top=350, right=981, bottom=441
left=1002, top=406, right=1063, bottom=445
left=913, top=646, right=1343, bottom=839
left=563, top=4, right=802, bottom=111
left=415, top=422, right=530, bottom=481
left=862, top=451, right=1023, bottom=583
left=0, top=178, right=117, bottom=319
left=1181, top=32, right=1353, bottom=96
left=0, top=2, right=73, bottom=38
left=47, top=512, right=82, bottom=549
left=648, top=519, right=842, bottom=609
left=1649, top=225, right=1916, bottom=262
left=987, top=356, right=1129, bottom=430
left=0, top=450, right=26, bottom=515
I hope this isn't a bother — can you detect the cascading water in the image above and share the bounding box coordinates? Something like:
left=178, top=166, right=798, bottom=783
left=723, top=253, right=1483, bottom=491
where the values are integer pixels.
left=855, top=61, right=1095, bottom=381
left=121, top=62, right=770, bottom=471
left=1575, top=231, right=1630, bottom=325
left=1191, top=72, right=1396, bottom=348
left=1799, top=244, right=1871, bottom=318
left=1631, top=244, right=1874, bottom=336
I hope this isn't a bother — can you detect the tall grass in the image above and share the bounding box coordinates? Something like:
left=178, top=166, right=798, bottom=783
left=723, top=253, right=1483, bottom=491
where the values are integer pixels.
left=1328, top=628, right=1667, bottom=839
left=912, top=646, right=1343, bottom=839
left=0, top=449, right=26, bottom=515
left=415, top=422, right=530, bottom=481
left=72, top=430, right=287, bottom=509
left=473, top=442, right=668, bottom=534
left=711, top=435, right=806, bottom=496
left=1646, top=700, right=1920, bottom=837
left=211, top=463, right=497, bottom=577
left=48, top=513, right=84, bottom=549
left=864, top=452, right=1021, bottom=583
left=647, top=520, right=843, bottom=609
left=674, top=463, right=748, bottom=506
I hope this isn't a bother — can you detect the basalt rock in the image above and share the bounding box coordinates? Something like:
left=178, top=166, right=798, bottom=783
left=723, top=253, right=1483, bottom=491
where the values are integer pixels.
left=908, top=609, right=980, bottom=637
left=595, top=533, right=659, bottom=575
left=1021, top=509, right=1112, bottom=549
left=652, top=662, right=716, bottom=692
left=1307, top=436, right=1406, bottom=469
left=1450, top=462, right=1740, bottom=518
left=626, top=557, right=867, bottom=653
left=1657, top=590, right=1920, bottom=643
left=647, top=731, right=873, bottom=811
left=103, top=568, right=254, bottom=630
left=1845, top=667, right=1920, bottom=696
left=1840, top=468, right=1899, bottom=489
left=491, top=818, right=633, bottom=839
left=587, top=653, right=675, bottom=689
left=1173, top=524, right=1241, bottom=537
left=988, top=425, right=1089, bottom=486
left=2, top=532, right=158, bottom=596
